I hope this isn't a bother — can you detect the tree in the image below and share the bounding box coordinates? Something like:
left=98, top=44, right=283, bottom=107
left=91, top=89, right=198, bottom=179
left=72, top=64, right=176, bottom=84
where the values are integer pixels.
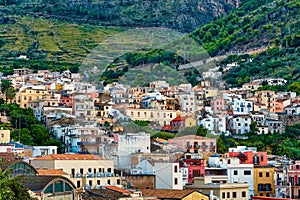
left=11, top=128, right=35, bottom=146
left=197, top=126, right=208, bottom=137
left=217, top=134, right=227, bottom=154
left=0, top=80, right=12, bottom=103
left=287, top=82, right=300, bottom=95
left=30, top=124, right=50, bottom=145
left=0, top=163, right=33, bottom=200
left=6, top=87, right=16, bottom=103
left=43, top=138, right=63, bottom=153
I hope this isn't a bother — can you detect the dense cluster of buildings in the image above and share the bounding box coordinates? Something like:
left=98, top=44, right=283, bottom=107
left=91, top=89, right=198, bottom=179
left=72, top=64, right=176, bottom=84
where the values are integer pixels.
left=0, top=68, right=300, bottom=199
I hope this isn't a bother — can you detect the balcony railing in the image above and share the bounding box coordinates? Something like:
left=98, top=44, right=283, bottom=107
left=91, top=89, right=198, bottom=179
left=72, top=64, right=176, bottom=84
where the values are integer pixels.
left=72, top=172, right=119, bottom=179
left=258, top=188, right=272, bottom=192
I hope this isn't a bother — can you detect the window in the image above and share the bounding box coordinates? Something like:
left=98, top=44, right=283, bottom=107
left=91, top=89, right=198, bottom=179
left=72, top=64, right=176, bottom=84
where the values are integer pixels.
left=174, top=178, right=178, bottom=185
left=65, top=183, right=72, bottom=191
left=77, top=181, right=81, bottom=188
left=234, top=170, right=238, bottom=175
left=107, top=180, right=111, bottom=185
left=259, top=172, right=263, bottom=177
left=266, top=172, right=269, bottom=177
left=89, top=180, right=92, bottom=186
left=227, top=192, right=230, bottom=198
left=222, top=192, right=225, bottom=198
left=45, top=184, right=53, bottom=193
left=233, top=192, right=237, bottom=198
left=174, top=165, right=178, bottom=173
left=117, top=179, right=120, bottom=184
left=80, top=168, right=83, bottom=174
left=1, top=134, right=4, bottom=138
left=244, top=170, right=251, bottom=175
left=97, top=180, right=100, bottom=185
left=242, top=191, right=246, bottom=197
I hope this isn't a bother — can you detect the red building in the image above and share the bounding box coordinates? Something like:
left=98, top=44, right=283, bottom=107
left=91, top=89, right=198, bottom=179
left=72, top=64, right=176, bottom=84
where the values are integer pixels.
left=229, top=146, right=267, bottom=165
left=179, top=153, right=205, bottom=185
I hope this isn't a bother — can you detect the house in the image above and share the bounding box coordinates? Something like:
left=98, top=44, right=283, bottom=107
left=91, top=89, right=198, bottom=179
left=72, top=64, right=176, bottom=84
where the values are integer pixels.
left=254, top=166, right=275, bottom=197
left=0, top=129, right=10, bottom=143
left=265, top=118, right=283, bottom=134
left=115, top=132, right=151, bottom=170
left=169, top=135, right=217, bottom=154
left=125, top=108, right=179, bottom=126
left=31, top=154, right=121, bottom=190
left=185, top=177, right=249, bottom=200
left=155, top=162, right=183, bottom=190
left=286, top=160, right=300, bottom=199
left=176, top=92, right=196, bottom=113
left=231, top=97, right=253, bottom=115
left=179, top=153, right=205, bottom=185
left=170, top=116, right=197, bottom=131
left=32, top=146, right=58, bottom=157
left=208, top=155, right=255, bottom=197
left=131, top=159, right=155, bottom=175
left=254, top=91, right=276, bottom=112
left=228, top=115, right=251, bottom=135
left=141, top=189, right=210, bottom=200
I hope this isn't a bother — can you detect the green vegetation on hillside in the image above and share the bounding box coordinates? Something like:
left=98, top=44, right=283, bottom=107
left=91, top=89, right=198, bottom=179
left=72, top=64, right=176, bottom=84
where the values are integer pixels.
left=0, top=103, right=63, bottom=152
left=218, top=124, right=300, bottom=160
left=0, top=15, right=122, bottom=74
left=2, top=0, right=240, bottom=33
left=188, top=0, right=299, bottom=87
left=191, top=0, right=300, bottom=56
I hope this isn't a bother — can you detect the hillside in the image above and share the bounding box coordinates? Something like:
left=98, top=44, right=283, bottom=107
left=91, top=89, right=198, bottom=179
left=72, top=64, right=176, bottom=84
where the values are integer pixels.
left=1, top=0, right=241, bottom=33
left=0, top=15, right=122, bottom=74
left=189, top=0, right=299, bottom=87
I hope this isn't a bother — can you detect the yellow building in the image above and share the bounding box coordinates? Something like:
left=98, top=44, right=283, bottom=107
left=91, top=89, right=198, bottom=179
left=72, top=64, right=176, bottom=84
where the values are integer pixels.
left=31, top=154, right=121, bottom=190
left=254, top=166, right=275, bottom=197
left=185, top=117, right=197, bottom=127
left=0, top=129, right=10, bottom=143
left=15, top=88, right=48, bottom=108
left=186, top=177, right=249, bottom=200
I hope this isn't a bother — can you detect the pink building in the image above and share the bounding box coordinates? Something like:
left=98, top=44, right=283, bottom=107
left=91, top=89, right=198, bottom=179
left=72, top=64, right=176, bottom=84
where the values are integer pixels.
left=287, top=161, right=300, bottom=199
left=210, top=97, right=225, bottom=114
left=169, top=135, right=217, bottom=153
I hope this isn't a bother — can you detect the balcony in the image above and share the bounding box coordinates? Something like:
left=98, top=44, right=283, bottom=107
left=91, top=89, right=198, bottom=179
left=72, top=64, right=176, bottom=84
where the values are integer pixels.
left=258, top=188, right=273, bottom=192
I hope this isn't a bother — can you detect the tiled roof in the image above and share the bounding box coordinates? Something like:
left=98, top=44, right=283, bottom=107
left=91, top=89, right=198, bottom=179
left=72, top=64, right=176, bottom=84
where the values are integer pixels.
left=105, top=186, right=132, bottom=195
left=80, top=189, right=128, bottom=200
left=141, top=189, right=203, bottom=199
left=34, top=154, right=102, bottom=160
left=37, top=169, right=67, bottom=176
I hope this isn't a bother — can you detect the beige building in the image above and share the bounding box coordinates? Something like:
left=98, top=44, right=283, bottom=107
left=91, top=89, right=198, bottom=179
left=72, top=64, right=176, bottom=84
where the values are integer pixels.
left=0, top=129, right=10, bottom=143
left=31, top=154, right=121, bottom=190
left=168, top=135, right=217, bottom=153
left=254, top=90, right=276, bottom=112
left=186, top=177, right=249, bottom=200
left=126, top=108, right=181, bottom=126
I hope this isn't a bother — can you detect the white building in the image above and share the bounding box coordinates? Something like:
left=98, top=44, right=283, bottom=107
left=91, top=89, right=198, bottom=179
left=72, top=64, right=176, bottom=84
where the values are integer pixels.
left=177, top=92, right=196, bottom=113
left=155, top=162, right=183, bottom=190
left=208, top=155, right=255, bottom=197
left=116, top=132, right=150, bottom=170
left=199, top=115, right=226, bottom=134
left=131, top=159, right=155, bottom=175
left=32, top=146, right=58, bottom=157
left=229, top=115, right=251, bottom=134
left=231, top=97, right=253, bottom=115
